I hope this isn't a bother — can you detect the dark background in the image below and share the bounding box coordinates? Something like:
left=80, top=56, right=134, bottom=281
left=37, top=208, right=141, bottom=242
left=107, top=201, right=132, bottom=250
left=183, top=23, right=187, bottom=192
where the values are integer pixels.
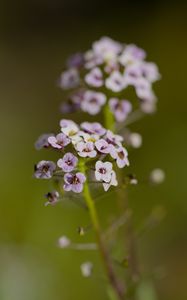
left=0, top=1, right=187, bottom=300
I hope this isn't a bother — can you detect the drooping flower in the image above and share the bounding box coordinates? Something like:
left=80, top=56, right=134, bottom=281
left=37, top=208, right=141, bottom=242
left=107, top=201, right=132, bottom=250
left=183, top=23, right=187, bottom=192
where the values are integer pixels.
left=109, top=98, right=132, bottom=122
left=34, top=160, right=56, bottom=179
left=105, top=71, right=127, bottom=92
left=80, top=90, right=106, bottom=115
left=48, top=133, right=70, bottom=149
left=35, top=133, right=54, bottom=150
left=103, top=170, right=118, bottom=191
left=57, top=153, right=78, bottom=172
left=76, top=141, right=97, bottom=158
left=95, top=161, right=113, bottom=183
left=85, top=67, right=103, bottom=87
left=63, top=172, right=86, bottom=193
left=45, top=191, right=60, bottom=206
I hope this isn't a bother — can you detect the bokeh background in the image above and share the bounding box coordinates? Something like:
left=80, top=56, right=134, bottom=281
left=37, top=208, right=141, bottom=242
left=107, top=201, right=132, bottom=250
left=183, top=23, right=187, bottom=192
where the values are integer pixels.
left=0, top=0, right=187, bottom=299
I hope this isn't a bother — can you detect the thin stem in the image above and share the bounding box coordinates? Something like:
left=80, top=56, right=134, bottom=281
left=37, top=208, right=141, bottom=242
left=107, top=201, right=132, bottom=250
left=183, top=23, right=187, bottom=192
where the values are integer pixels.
left=103, top=104, right=115, bottom=131
left=80, top=162, right=125, bottom=300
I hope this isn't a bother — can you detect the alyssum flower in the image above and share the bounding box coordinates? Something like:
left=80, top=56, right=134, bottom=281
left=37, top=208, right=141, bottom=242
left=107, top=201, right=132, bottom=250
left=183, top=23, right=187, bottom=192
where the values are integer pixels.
left=34, top=120, right=129, bottom=193
left=59, top=36, right=161, bottom=121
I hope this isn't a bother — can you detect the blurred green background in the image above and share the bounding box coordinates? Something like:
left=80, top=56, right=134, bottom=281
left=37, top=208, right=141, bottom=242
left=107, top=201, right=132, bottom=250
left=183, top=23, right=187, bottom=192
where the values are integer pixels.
left=0, top=1, right=187, bottom=299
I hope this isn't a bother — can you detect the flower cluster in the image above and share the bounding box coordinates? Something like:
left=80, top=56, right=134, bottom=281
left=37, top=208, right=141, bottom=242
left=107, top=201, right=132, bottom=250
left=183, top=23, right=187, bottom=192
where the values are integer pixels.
left=34, top=120, right=129, bottom=193
left=59, top=37, right=160, bottom=120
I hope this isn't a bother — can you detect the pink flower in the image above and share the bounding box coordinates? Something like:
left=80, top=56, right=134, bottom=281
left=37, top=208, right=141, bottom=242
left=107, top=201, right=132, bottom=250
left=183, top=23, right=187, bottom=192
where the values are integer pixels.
left=59, top=68, right=80, bottom=89
left=81, top=90, right=106, bottom=115
left=119, top=44, right=146, bottom=66
left=80, top=122, right=106, bottom=136
left=57, top=153, right=78, bottom=172
left=111, top=147, right=129, bottom=168
left=109, top=98, right=132, bottom=122
left=85, top=67, right=103, bottom=87
left=48, top=133, right=70, bottom=149
left=95, top=139, right=112, bottom=154
left=105, top=71, right=127, bottom=92
left=63, top=172, right=86, bottom=193
left=76, top=141, right=97, bottom=158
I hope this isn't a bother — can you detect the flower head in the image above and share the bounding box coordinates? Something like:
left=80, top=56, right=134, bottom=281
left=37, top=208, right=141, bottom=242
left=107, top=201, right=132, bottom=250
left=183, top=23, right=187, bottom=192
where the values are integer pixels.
left=35, top=120, right=129, bottom=193
left=58, top=37, right=160, bottom=117
left=63, top=172, right=86, bottom=193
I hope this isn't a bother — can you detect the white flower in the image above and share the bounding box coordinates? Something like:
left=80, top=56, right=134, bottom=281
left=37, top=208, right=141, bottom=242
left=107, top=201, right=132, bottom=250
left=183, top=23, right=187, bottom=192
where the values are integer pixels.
left=85, top=67, right=103, bottom=87
left=135, top=77, right=156, bottom=102
left=105, top=71, right=127, bottom=92
left=81, top=90, right=106, bottom=115
left=103, top=170, right=118, bottom=191
left=119, top=44, right=146, bottom=66
left=111, top=147, right=129, bottom=168
left=95, top=161, right=113, bottom=183
left=93, top=37, right=122, bottom=62
left=76, top=141, right=97, bottom=158
left=61, top=122, right=79, bottom=137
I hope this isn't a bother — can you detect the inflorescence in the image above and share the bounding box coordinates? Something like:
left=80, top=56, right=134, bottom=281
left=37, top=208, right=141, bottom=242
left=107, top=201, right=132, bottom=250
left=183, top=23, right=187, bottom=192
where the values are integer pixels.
left=59, top=36, right=160, bottom=120
left=34, top=119, right=129, bottom=194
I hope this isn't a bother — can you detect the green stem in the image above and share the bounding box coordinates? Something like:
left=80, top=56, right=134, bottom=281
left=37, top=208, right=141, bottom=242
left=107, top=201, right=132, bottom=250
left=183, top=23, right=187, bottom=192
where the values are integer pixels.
left=80, top=161, right=125, bottom=300
left=104, top=104, right=115, bottom=132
